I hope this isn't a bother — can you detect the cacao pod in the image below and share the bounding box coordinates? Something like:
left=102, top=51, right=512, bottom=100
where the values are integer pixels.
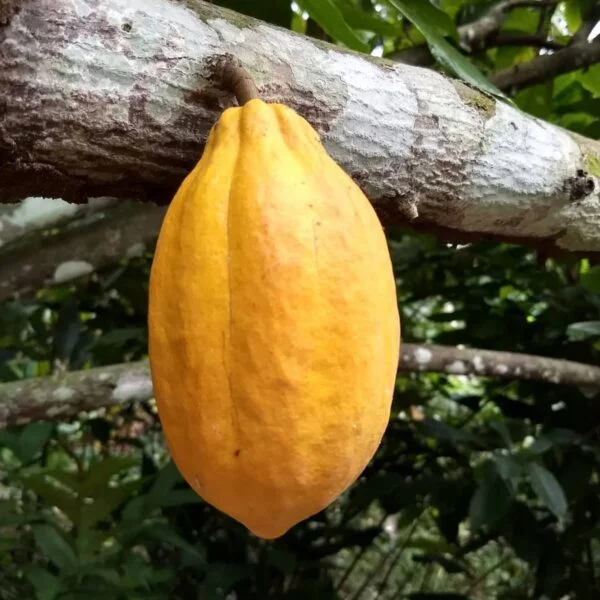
left=148, top=98, right=400, bottom=539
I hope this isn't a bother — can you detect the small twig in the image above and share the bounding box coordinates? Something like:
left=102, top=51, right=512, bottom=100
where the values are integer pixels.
left=375, top=516, right=423, bottom=596
left=465, top=552, right=510, bottom=595
left=335, top=513, right=389, bottom=593
left=219, top=57, right=260, bottom=105
left=350, top=513, right=423, bottom=600
left=587, top=539, right=596, bottom=588
left=491, top=32, right=564, bottom=50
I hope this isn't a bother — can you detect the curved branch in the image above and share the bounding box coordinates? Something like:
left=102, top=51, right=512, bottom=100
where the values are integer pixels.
left=2, top=0, right=600, bottom=257
left=491, top=38, right=600, bottom=91
left=459, top=0, right=559, bottom=51
left=0, top=344, right=598, bottom=428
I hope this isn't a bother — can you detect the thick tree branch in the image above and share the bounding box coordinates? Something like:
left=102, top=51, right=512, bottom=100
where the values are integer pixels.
left=2, top=0, right=600, bottom=256
left=491, top=38, right=600, bottom=91
left=0, top=201, right=165, bottom=301
left=0, top=345, right=598, bottom=428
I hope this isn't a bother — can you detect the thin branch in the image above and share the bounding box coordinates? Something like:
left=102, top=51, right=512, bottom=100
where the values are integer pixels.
left=0, top=344, right=599, bottom=428
left=490, top=32, right=564, bottom=51
left=459, top=0, right=559, bottom=51
left=491, top=38, right=600, bottom=91
left=390, top=32, right=563, bottom=66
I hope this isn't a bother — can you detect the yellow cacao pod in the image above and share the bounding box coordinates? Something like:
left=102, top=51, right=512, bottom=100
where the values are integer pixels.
left=148, top=98, right=400, bottom=539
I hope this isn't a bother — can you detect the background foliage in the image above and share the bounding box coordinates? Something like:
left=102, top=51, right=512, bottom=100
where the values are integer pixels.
left=1, top=1, right=600, bottom=599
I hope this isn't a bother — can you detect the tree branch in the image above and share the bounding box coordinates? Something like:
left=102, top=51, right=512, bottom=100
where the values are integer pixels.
left=0, top=197, right=117, bottom=249
left=0, top=201, right=165, bottom=302
left=489, top=32, right=564, bottom=51
left=0, top=344, right=598, bottom=428
left=400, top=344, right=600, bottom=387
left=2, top=0, right=600, bottom=257
left=573, top=2, right=600, bottom=44
left=390, top=32, right=563, bottom=66
left=491, top=38, right=600, bottom=91
left=459, top=0, right=559, bottom=52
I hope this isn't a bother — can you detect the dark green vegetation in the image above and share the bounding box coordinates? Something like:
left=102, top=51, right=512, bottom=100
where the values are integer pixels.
left=1, top=1, right=599, bottom=599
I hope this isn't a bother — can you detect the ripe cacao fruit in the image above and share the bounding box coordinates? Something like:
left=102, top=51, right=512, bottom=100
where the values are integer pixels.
left=148, top=98, right=400, bottom=539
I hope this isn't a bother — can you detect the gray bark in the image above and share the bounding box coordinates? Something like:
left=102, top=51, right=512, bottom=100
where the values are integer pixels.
left=0, top=201, right=165, bottom=301
left=1, top=344, right=599, bottom=428
left=1, top=0, right=600, bottom=256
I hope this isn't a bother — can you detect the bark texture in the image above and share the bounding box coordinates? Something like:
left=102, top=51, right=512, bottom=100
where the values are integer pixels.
left=1, top=344, right=599, bottom=428
left=0, top=201, right=165, bottom=301
left=1, top=0, right=600, bottom=255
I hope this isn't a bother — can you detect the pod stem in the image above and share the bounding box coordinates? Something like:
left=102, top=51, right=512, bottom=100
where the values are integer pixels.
left=221, top=58, right=260, bottom=105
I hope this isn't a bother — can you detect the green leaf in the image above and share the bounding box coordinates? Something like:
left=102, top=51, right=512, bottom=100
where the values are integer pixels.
left=45, top=469, right=82, bottom=493
left=580, top=64, right=600, bottom=97
left=80, top=456, right=138, bottom=497
left=21, top=474, right=81, bottom=524
left=492, top=454, right=522, bottom=491
left=80, top=480, right=144, bottom=529
left=566, top=320, right=600, bottom=341
left=24, top=566, right=62, bottom=600
left=388, top=0, right=507, bottom=99
left=0, top=500, right=37, bottom=526
left=156, top=489, right=203, bottom=509
left=528, top=428, right=581, bottom=454
left=18, top=421, right=55, bottom=463
left=32, top=523, right=78, bottom=571
left=197, top=562, right=254, bottom=599
left=267, top=545, right=298, bottom=574
left=527, top=463, right=568, bottom=520
left=147, top=460, right=182, bottom=505
left=581, top=266, right=600, bottom=294
left=52, top=301, right=82, bottom=363
left=91, top=327, right=145, bottom=349
left=0, top=429, right=22, bottom=456
left=469, top=472, right=513, bottom=530
left=332, top=0, right=402, bottom=37
left=397, top=0, right=457, bottom=38
left=297, top=0, right=370, bottom=52
left=514, top=82, right=554, bottom=120
left=417, top=417, right=479, bottom=446
left=146, top=523, right=207, bottom=567
left=489, top=420, right=513, bottom=448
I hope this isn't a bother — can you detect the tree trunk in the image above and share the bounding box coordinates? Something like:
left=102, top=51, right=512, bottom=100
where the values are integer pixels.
left=1, top=0, right=599, bottom=255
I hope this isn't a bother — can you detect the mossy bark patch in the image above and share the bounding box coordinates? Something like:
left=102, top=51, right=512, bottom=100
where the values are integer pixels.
left=452, top=80, right=497, bottom=120
left=585, top=152, right=600, bottom=179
